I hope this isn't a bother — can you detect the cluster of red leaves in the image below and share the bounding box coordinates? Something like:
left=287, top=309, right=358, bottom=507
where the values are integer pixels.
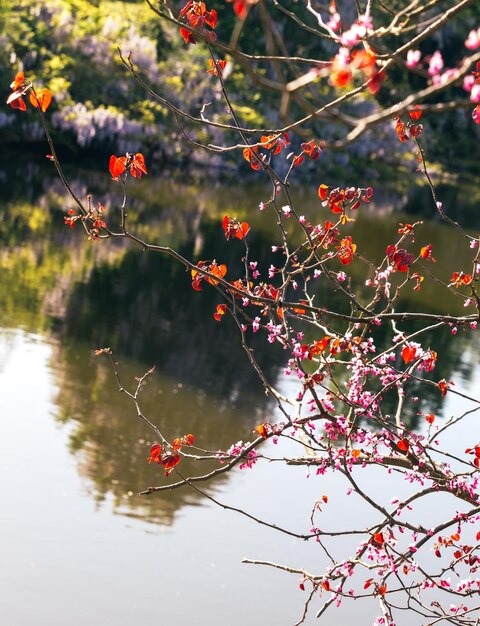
left=148, top=434, right=194, bottom=476
left=243, top=134, right=290, bottom=170
left=394, top=106, right=423, bottom=142
left=288, top=140, right=323, bottom=168
left=318, top=184, right=373, bottom=214
left=207, top=58, right=227, bottom=77
left=64, top=202, right=106, bottom=240
left=109, top=153, right=147, bottom=180
left=419, top=244, right=435, bottom=261
left=434, top=530, right=480, bottom=566
left=304, top=335, right=368, bottom=361
left=438, top=379, right=453, bottom=396
left=386, top=244, right=415, bottom=272
left=172, top=434, right=195, bottom=450
left=191, top=260, right=227, bottom=290
left=331, top=50, right=385, bottom=94
left=465, top=444, right=480, bottom=468
left=222, top=215, right=249, bottom=240
left=364, top=577, right=387, bottom=596
left=7, top=72, right=52, bottom=112
left=179, top=1, right=217, bottom=44
left=255, top=422, right=273, bottom=439
left=251, top=282, right=280, bottom=302
left=336, top=236, right=357, bottom=265
left=450, top=271, right=473, bottom=288
left=213, top=303, right=227, bottom=321
left=305, top=336, right=331, bottom=360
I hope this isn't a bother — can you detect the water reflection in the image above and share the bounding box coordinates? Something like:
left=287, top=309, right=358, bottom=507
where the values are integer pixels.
left=1, top=154, right=479, bottom=523
left=51, top=340, right=266, bottom=525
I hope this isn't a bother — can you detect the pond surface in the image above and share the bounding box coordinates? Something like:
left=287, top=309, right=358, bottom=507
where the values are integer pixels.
left=0, top=153, right=479, bottom=625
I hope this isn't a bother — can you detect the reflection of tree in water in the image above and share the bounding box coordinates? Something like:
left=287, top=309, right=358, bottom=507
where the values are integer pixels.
left=52, top=340, right=270, bottom=526
left=62, top=220, right=285, bottom=406
left=3, top=156, right=480, bottom=523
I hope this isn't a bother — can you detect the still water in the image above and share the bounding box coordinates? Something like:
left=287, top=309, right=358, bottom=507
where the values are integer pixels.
left=1, top=154, right=479, bottom=625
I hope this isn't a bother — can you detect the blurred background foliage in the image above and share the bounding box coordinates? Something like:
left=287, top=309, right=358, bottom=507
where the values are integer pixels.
left=0, top=0, right=479, bottom=174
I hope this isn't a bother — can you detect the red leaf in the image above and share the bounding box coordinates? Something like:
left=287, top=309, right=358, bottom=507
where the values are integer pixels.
left=394, top=118, right=409, bottom=142
left=147, top=444, right=162, bottom=464
left=130, top=153, right=147, bottom=179
left=425, top=414, right=435, bottom=424
left=473, top=105, right=480, bottom=125
left=180, top=27, right=196, bottom=44
left=213, top=303, right=227, bottom=321
left=109, top=155, right=126, bottom=179
left=402, top=346, right=417, bottom=364
left=6, top=89, right=27, bottom=111
left=321, top=580, right=330, bottom=591
left=318, top=184, right=329, bottom=201
left=29, top=88, right=52, bottom=112
left=397, top=438, right=410, bottom=453
left=408, top=105, right=423, bottom=121
left=162, top=453, right=181, bottom=472
left=373, top=532, right=384, bottom=547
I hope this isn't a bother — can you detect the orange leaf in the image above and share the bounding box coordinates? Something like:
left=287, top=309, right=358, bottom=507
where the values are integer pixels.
left=10, top=71, right=25, bottom=91
left=351, top=449, right=361, bottom=458
left=29, top=88, right=52, bottom=112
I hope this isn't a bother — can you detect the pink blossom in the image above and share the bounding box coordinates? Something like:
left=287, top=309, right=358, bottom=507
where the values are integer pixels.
left=282, top=204, right=291, bottom=217
left=470, top=83, right=480, bottom=103
left=463, top=74, right=475, bottom=92
left=326, top=12, right=341, bottom=32
left=258, top=201, right=266, bottom=211
left=428, top=51, right=444, bottom=76
left=406, top=49, right=421, bottom=68
left=465, top=28, right=480, bottom=50
left=470, top=321, right=477, bottom=330
left=337, top=271, right=346, bottom=282
left=239, top=449, right=258, bottom=469
left=252, top=317, right=260, bottom=333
